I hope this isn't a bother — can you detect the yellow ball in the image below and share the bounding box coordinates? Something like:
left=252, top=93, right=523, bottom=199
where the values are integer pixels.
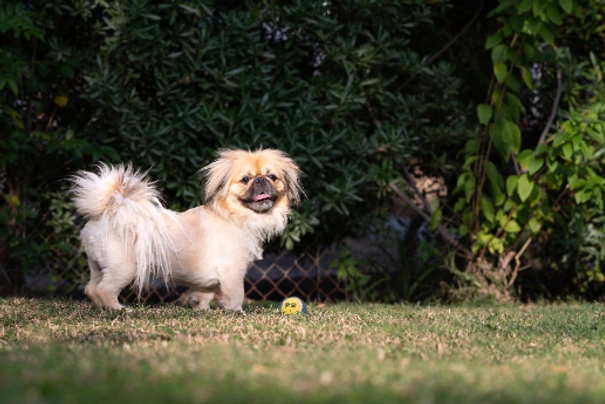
left=278, top=297, right=307, bottom=314
left=54, top=95, right=68, bottom=107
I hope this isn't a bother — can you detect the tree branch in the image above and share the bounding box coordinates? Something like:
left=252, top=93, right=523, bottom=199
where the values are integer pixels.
left=538, top=65, right=562, bottom=146
left=507, top=237, right=532, bottom=289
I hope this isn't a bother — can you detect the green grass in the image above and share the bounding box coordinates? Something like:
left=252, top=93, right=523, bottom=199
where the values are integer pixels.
left=2, top=298, right=605, bottom=403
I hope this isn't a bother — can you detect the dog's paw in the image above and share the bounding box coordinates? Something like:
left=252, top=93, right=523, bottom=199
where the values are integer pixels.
left=120, top=305, right=134, bottom=313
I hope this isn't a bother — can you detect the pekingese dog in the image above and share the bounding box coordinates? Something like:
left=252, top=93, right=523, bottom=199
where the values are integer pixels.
left=71, top=149, right=301, bottom=312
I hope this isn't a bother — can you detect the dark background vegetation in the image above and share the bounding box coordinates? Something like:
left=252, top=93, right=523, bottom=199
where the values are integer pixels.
left=1, top=0, right=604, bottom=303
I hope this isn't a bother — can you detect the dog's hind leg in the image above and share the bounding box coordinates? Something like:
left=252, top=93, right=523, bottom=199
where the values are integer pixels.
left=84, top=259, right=104, bottom=308
left=94, top=269, right=134, bottom=310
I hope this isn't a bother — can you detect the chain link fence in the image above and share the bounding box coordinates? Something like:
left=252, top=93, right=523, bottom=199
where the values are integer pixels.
left=119, top=247, right=348, bottom=304
left=15, top=241, right=348, bottom=304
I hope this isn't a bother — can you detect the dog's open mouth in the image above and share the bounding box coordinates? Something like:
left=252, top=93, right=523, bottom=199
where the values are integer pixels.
left=254, top=193, right=271, bottom=202
left=242, top=192, right=276, bottom=212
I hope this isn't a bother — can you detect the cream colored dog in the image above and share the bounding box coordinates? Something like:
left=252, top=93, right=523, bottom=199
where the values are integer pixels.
left=71, top=149, right=301, bottom=312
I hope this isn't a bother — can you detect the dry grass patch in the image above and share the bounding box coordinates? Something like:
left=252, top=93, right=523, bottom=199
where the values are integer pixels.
left=2, top=297, right=605, bottom=403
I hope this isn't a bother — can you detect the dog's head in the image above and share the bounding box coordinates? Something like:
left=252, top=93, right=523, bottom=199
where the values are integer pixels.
left=203, top=149, right=302, bottom=215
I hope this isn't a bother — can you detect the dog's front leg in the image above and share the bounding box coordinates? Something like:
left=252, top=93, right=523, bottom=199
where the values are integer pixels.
left=215, top=276, right=245, bottom=313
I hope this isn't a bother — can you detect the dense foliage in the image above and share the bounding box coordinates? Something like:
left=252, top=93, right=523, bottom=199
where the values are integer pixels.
left=1, top=0, right=604, bottom=302
left=1, top=0, right=474, bottom=293
left=447, top=0, right=605, bottom=301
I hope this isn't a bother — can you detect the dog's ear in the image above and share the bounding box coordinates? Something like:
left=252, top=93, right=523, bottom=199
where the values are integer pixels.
left=280, top=158, right=303, bottom=205
left=202, top=150, right=234, bottom=202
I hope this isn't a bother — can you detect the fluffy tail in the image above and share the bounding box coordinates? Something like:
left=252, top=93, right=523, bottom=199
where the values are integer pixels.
left=71, top=163, right=178, bottom=292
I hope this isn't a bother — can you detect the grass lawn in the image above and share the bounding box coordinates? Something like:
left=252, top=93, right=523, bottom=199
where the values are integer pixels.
left=2, top=297, right=605, bottom=403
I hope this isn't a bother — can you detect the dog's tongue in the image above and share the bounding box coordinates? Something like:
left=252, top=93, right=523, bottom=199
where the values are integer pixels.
left=254, top=193, right=271, bottom=202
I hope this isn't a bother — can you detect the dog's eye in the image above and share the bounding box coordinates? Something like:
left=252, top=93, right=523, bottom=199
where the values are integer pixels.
left=241, top=176, right=251, bottom=184
left=268, top=174, right=278, bottom=182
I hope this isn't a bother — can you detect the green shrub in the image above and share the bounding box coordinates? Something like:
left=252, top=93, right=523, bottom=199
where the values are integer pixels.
left=0, top=1, right=117, bottom=291
left=1, top=0, right=474, bottom=294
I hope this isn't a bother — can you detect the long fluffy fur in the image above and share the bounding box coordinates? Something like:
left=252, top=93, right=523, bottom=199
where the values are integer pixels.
left=71, top=163, right=179, bottom=292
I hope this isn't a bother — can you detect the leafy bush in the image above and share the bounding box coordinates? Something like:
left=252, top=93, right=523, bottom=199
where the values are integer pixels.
left=1, top=0, right=474, bottom=294
left=0, top=1, right=117, bottom=292
left=406, top=0, right=605, bottom=302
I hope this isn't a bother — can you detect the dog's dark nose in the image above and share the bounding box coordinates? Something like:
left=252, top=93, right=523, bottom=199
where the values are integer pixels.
left=255, top=177, right=267, bottom=185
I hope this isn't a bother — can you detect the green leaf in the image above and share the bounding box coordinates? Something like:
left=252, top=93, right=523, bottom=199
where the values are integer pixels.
left=491, top=89, right=503, bottom=107
left=505, top=93, right=525, bottom=121
left=507, top=73, right=522, bottom=93
left=429, top=204, right=441, bottom=232
left=491, top=45, right=507, bottom=64
left=517, top=149, right=533, bottom=171
left=485, top=32, right=503, bottom=49
left=535, top=143, right=549, bottom=156
left=546, top=157, right=559, bottom=173
left=586, top=127, right=605, bottom=142
left=528, top=155, right=544, bottom=175
left=6, top=78, right=18, bottom=95
left=475, top=231, right=493, bottom=250
left=558, top=0, right=572, bottom=14
left=141, top=13, right=161, bottom=20
left=574, top=189, right=591, bottom=204
left=489, top=0, right=515, bottom=17
left=539, top=24, right=555, bottom=45
left=562, top=143, right=573, bottom=160
left=477, top=103, right=493, bottom=125
left=517, top=174, right=534, bottom=202
left=494, top=63, right=508, bottom=84
left=459, top=224, right=468, bottom=237
left=506, top=175, right=518, bottom=195
left=178, top=4, right=201, bottom=16
left=463, top=156, right=479, bottom=170
left=360, top=79, right=379, bottom=87
left=507, top=120, right=521, bottom=156
left=568, top=175, right=586, bottom=191
left=525, top=17, right=542, bottom=35
left=464, top=174, right=476, bottom=202
left=518, top=0, right=533, bottom=13
left=454, top=197, right=466, bottom=212
left=511, top=15, right=524, bottom=32
left=519, top=66, right=533, bottom=89
left=545, top=3, right=563, bottom=24
left=493, top=183, right=506, bottom=206
left=580, top=142, right=594, bottom=160
left=503, top=199, right=516, bottom=212
left=492, top=123, right=510, bottom=163
left=486, top=161, right=504, bottom=191
left=528, top=217, right=541, bottom=234
left=430, top=194, right=440, bottom=214
left=464, top=139, right=478, bottom=157
left=553, top=131, right=572, bottom=147
left=480, top=195, right=495, bottom=223
left=489, top=237, right=504, bottom=254
left=504, top=220, right=522, bottom=233
left=495, top=209, right=507, bottom=226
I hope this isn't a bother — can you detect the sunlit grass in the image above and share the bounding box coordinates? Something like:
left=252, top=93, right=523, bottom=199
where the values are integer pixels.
left=2, top=297, right=605, bottom=403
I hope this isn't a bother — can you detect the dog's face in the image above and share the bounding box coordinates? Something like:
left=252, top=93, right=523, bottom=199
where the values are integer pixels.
left=203, top=149, right=301, bottom=216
